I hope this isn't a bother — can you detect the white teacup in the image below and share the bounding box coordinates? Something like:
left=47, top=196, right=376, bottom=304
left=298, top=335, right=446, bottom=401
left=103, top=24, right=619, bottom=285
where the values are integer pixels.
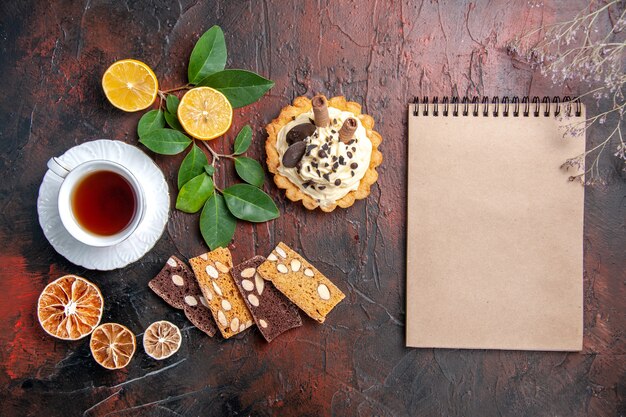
left=47, top=157, right=146, bottom=247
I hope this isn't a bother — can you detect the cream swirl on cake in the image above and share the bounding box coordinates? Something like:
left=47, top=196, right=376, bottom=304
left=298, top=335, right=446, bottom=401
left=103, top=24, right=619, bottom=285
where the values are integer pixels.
left=276, top=99, right=372, bottom=208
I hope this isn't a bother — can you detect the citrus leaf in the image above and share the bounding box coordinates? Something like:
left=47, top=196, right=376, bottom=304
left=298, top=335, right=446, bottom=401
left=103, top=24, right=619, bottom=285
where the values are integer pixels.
left=222, top=183, right=279, bottom=222
left=200, top=193, right=236, bottom=249
left=166, top=95, right=180, bottom=114
left=176, top=173, right=214, bottom=213
left=139, top=128, right=191, bottom=155
left=233, top=125, right=252, bottom=154
left=197, top=69, right=274, bottom=108
left=204, top=165, right=215, bottom=176
left=178, top=144, right=208, bottom=189
left=137, top=110, right=165, bottom=138
left=234, top=157, right=264, bottom=187
left=188, top=26, right=227, bottom=84
left=164, top=110, right=184, bottom=131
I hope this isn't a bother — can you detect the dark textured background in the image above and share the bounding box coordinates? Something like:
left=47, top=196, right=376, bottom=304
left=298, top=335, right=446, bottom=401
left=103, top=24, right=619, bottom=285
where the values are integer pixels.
left=1, top=1, right=624, bottom=416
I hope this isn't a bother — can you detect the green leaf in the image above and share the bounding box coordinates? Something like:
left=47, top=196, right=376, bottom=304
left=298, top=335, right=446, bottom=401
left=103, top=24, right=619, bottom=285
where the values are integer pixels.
left=197, top=70, right=274, bottom=108
left=234, top=157, right=265, bottom=187
left=222, top=183, right=279, bottom=222
left=178, top=144, right=209, bottom=189
left=164, top=110, right=185, bottom=132
left=137, top=110, right=165, bottom=137
left=176, top=173, right=214, bottom=213
left=188, top=25, right=227, bottom=84
left=233, top=125, right=252, bottom=154
left=166, top=95, right=180, bottom=114
left=200, top=193, right=237, bottom=249
left=204, top=165, right=215, bottom=176
left=139, top=128, right=191, bottom=155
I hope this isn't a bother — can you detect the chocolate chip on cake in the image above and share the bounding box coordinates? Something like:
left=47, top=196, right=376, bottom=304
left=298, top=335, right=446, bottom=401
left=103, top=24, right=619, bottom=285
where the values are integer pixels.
left=148, top=256, right=218, bottom=337
left=350, top=162, right=358, bottom=169
left=334, top=179, right=341, bottom=186
left=231, top=256, right=302, bottom=343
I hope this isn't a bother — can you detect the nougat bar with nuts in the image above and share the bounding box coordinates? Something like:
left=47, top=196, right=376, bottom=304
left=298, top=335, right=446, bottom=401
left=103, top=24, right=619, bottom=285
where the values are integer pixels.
left=231, top=256, right=302, bottom=342
left=148, top=256, right=218, bottom=337
left=257, top=242, right=345, bottom=323
left=189, top=248, right=254, bottom=339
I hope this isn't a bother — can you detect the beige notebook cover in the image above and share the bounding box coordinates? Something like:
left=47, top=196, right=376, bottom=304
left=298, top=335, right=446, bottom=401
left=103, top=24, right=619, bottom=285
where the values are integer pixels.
left=406, top=99, right=585, bottom=351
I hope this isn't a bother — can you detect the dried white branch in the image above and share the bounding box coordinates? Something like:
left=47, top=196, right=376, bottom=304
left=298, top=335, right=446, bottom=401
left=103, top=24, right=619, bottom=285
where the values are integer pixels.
left=508, top=0, right=626, bottom=183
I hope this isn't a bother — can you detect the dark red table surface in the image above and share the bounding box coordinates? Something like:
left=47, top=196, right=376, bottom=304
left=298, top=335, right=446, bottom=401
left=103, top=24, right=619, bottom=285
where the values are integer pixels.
left=1, top=1, right=624, bottom=416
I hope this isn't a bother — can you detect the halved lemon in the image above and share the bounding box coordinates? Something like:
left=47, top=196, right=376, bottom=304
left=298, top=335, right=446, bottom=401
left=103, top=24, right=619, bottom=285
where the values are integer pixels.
left=178, top=87, right=233, bottom=140
left=37, top=275, right=104, bottom=340
left=90, top=323, right=136, bottom=370
left=102, top=59, right=158, bottom=112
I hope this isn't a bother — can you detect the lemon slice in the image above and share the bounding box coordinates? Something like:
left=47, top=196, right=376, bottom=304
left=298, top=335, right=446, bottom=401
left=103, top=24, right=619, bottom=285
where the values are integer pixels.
left=102, top=59, right=158, bottom=112
left=143, top=320, right=182, bottom=360
left=37, top=275, right=104, bottom=341
left=178, top=87, right=233, bottom=140
left=90, top=323, right=136, bottom=370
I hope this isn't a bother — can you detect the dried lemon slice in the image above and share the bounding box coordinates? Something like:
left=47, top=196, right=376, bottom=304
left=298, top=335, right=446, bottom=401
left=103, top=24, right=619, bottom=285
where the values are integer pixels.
left=90, top=323, right=136, bottom=370
left=143, top=320, right=182, bottom=360
left=102, top=59, right=158, bottom=112
left=37, top=275, right=104, bottom=340
left=178, top=87, right=233, bottom=140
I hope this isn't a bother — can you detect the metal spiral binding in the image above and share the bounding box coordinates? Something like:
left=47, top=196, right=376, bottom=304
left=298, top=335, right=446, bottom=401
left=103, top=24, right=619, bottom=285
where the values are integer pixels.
left=412, top=96, right=581, bottom=117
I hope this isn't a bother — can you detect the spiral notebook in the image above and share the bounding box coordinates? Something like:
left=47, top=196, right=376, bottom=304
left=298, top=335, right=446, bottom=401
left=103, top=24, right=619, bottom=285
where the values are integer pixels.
left=406, top=97, right=585, bottom=351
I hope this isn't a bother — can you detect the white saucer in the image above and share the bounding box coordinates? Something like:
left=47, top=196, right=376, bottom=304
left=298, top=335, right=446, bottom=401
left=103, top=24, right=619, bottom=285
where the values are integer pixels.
left=37, top=140, right=170, bottom=270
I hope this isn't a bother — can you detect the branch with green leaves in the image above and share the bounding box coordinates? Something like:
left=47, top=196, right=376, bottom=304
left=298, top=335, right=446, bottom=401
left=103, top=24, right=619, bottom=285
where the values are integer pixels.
left=134, top=25, right=278, bottom=249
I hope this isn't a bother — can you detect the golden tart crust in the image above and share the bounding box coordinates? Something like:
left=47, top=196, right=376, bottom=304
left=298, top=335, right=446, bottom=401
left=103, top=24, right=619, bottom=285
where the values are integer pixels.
left=265, top=95, right=383, bottom=212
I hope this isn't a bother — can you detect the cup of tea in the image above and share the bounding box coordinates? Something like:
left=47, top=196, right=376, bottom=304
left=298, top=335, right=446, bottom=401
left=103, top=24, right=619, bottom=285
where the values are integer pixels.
left=47, top=157, right=146, bottom=247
